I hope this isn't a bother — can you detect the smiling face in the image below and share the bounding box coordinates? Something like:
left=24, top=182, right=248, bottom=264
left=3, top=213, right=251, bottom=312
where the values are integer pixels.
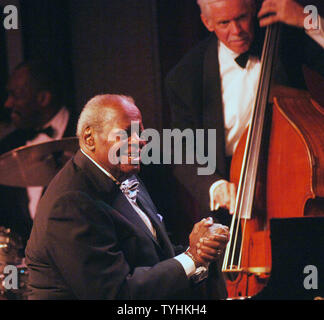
left=83, top=96, right=145, bottom=181
left=200, top=0, right=256, bottom=54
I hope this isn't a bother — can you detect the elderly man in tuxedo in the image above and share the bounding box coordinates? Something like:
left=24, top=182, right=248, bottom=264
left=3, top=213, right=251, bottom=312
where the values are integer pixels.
left=25, top=94, right=230, bottom=300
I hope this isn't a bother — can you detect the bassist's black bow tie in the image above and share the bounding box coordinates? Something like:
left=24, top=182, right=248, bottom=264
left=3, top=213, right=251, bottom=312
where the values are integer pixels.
left=235, top=51, right=250, bottom=68
left=234, top=39, right=262, bottom=69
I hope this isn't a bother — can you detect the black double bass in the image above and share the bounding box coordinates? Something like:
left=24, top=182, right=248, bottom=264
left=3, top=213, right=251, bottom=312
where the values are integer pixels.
left=221, top=22, right=324, bottom=299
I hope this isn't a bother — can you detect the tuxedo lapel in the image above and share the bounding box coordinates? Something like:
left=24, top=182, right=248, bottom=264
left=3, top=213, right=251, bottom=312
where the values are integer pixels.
left=113, top=192, right=161, bottom=245
left=203, top=35, right=227, bottom=177
left=136, top=192, right=175, bottom=258
left=136, top=183, right=175, bottom=258
left=74, top=151, right=174, bottom=257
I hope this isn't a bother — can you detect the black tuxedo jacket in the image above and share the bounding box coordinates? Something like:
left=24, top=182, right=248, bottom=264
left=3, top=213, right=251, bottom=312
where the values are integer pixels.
left=25, top=150, right=227, bottom=300
left=165, top=26, right=324, bottom=218
left=165, top=35, right=228, bottom=218
left=0, top=111, right=77, bottom=247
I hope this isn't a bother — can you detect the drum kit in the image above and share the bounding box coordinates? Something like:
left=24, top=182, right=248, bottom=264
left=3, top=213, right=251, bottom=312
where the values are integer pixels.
left=0, top=137, right=79, bottom=300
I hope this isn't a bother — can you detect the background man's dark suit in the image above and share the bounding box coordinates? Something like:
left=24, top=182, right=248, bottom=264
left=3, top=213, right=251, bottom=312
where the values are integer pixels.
left=0, top=116, right=76, bottom=248
left=165, top=25, right=324, bottom=222
left=25, top=150, right=227, bottom=300
left=166, top=34, right=227, bottom=221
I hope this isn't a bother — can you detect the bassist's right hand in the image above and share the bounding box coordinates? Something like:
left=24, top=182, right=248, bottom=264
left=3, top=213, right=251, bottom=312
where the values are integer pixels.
left=209, top=180, right=237, bottom=214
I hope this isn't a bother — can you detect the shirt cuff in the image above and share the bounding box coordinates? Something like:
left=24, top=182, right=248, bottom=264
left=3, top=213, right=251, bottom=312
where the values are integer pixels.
left=174, top=253, right=209, bottom=283
left=306, top=16, right=324, bottom=49
left=174, top=252, right=196, bottom=278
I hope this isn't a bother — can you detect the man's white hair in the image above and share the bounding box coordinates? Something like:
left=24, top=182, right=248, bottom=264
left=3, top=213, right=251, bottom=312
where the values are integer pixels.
left=197, top=0, right=255, bottom=18
left=76, top=94, right=134, bottom=138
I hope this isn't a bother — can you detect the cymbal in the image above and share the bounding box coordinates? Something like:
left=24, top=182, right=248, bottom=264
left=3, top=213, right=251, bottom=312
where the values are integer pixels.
left=0, top=137, right=79, bottom=187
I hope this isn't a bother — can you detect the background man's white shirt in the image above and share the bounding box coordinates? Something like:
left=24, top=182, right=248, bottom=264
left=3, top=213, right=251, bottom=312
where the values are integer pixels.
left=26, top=107, right=69, bottom=218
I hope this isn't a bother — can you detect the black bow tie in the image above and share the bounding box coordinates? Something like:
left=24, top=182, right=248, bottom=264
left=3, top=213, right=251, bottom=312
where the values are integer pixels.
left=234, top=39, right=262, bottom=68
left=120, top=179, right=140, bottom=202
left=33, top=126, right=55, bottom=138
left=235, top=51, right=250, bottom=68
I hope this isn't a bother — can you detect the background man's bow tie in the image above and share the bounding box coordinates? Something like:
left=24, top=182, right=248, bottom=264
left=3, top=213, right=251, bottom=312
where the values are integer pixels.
left=120, top=179, right=140, bottom=202
left=26, top=126, right=55, bottom=140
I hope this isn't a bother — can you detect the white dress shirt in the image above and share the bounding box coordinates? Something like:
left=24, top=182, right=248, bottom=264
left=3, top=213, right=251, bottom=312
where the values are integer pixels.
left=219, top=41, right=261, bottom=157
left=26, top=107, right=69, bottom=218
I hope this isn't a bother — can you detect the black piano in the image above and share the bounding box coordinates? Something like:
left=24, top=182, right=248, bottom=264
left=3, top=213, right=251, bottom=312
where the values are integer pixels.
left=254, top=217, right=324, bottom=300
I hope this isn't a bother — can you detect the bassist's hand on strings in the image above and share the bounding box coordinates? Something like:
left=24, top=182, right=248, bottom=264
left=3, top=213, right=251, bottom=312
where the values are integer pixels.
left=258, top=0, right=306, bottom=29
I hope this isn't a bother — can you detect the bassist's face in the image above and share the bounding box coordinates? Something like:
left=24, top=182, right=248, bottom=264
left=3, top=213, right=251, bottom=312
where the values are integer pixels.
left=200, top=0, right=255, bottom=54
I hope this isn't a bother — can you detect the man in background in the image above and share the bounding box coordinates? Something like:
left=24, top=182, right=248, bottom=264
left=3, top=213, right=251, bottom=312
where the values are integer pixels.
left=0, top=60, right=76, bottom=247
